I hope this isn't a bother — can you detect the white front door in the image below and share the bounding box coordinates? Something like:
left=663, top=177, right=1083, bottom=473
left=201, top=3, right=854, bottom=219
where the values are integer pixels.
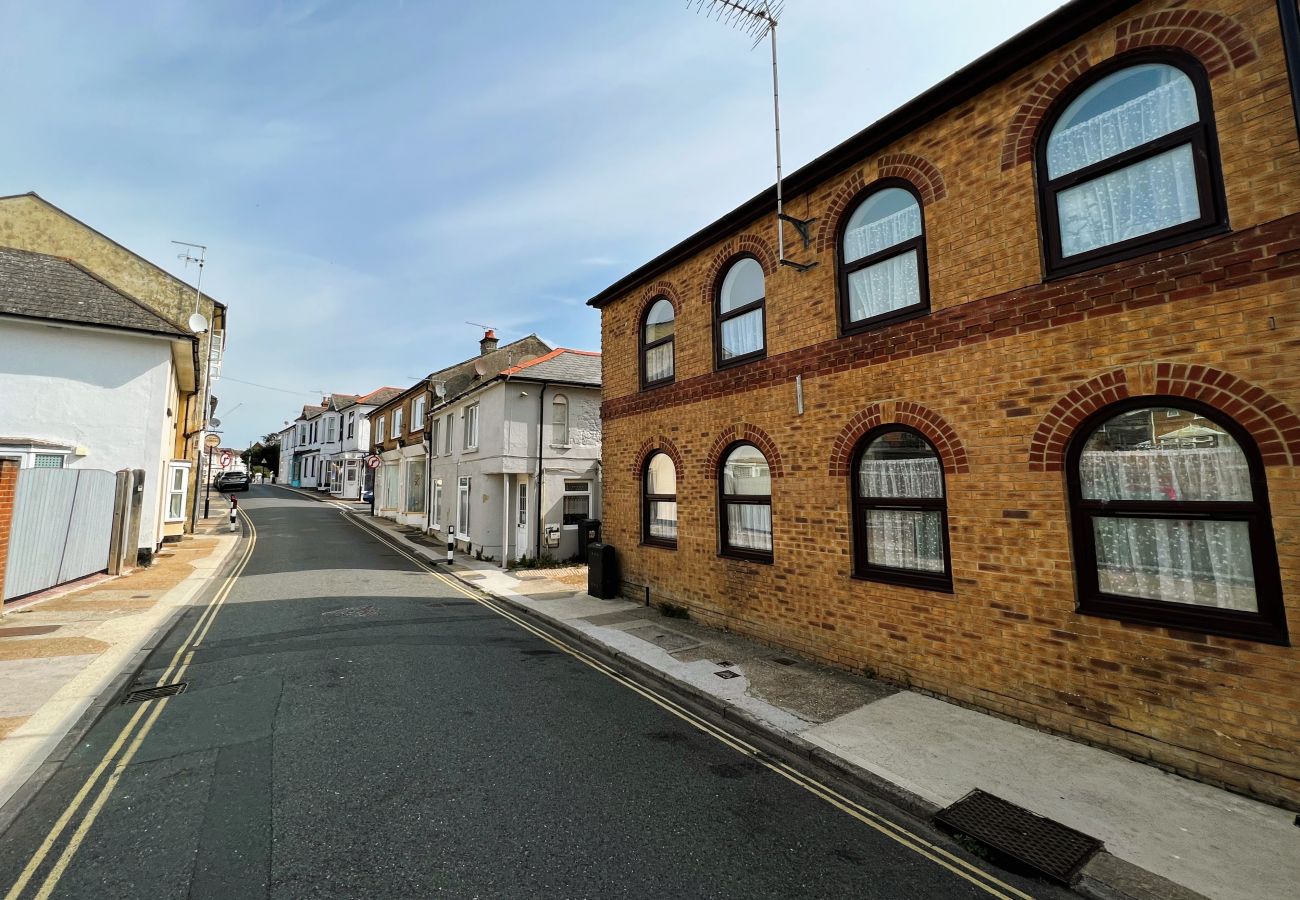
left=515, top=478, right=530, bottom=558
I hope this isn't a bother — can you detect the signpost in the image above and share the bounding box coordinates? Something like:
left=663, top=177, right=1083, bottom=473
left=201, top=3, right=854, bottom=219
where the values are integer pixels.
left=203, top=434, right=221, bottom=519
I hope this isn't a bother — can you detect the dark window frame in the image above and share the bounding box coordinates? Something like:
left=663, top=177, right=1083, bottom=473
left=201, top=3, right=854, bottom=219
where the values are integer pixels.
left=641, top=451, right=678, bottom=549
left=639, top=296, right=676, bottom=390
left=1036, top=50, right=1229, bottom=280
left=713, top=253, right=768, bottom=371
left=835, top=178, right=932, bottom=336
left=849, top=425, right=953, bottom=592
left=1065, top=396, right=1288, bottom=645
left=717, top=441, right=774, bottom=563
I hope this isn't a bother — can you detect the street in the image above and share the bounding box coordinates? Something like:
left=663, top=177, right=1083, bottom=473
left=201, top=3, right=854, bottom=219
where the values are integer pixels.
left=0, top=488, right=1060, bottom=899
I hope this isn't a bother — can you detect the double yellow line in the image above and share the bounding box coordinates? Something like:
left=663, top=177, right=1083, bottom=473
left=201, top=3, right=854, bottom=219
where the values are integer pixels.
left=341, top=513, right=1037, bottom=900
left=4, top=512, right=257, bottom=900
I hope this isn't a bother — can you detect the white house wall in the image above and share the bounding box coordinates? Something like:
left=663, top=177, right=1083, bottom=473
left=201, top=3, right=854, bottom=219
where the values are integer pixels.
left=0, top=319, right=174, bottom=551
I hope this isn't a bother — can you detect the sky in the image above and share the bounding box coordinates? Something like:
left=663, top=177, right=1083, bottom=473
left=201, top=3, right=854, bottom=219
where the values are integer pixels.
left=2, top=0, right=1065, bottom=447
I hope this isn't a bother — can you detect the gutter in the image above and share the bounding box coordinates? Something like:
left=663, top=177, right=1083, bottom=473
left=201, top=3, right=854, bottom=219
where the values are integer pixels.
left=1278, top=0, right=1300, bottom=146
left=534, top=382, right=547, bottom=559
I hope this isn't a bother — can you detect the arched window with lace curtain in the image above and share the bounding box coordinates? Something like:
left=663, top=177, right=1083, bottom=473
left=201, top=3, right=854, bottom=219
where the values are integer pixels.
left=851, top=427, right=950, bottom=590
left=640, top=297, right=675, bottom=389
left=1037, top=52, right=1226, bottom=276
left=837, top=181, right=929, bottom=334
left=643, top=452, right=678, bottom=548
left=551, top=394, right=569, bottom=446
left=719, top=443, right=772, bottom=561
left=1066, top=399, right=1286, bottom=644
left=714, top=256, right=766, bottom=369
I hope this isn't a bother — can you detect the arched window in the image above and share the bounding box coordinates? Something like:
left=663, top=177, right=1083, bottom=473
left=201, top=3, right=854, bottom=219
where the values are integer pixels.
left=851, top=427, right=950, bottom=590
left=643, top=452, right=678, bottom=547
left=1066, top=400, right=1287, bottom=644
left=551, top=394, right=569, bottom=446
left=1038, top=53, right=1225, bottom=276
left=641, top=297, right=675, bottom=388
left=838, top=183, right=928, bottom=333
left=719, top=443, right=772, bottom=561
left=714, top=256, right=766, bottom=369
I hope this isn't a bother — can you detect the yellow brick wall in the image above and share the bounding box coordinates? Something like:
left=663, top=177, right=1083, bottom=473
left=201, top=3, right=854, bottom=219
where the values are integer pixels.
left=598, top=0, right=1300, bottom=807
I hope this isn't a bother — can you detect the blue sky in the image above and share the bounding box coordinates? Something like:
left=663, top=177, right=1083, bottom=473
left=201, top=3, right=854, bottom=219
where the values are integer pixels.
left=2, top=0, right=1063, bottom=446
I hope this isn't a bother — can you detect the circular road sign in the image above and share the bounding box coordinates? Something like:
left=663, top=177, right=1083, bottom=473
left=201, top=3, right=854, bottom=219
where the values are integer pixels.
left=220, top=451, right=233, bottom=468
left=204, top=434, right=221, bottom=448
left=366, top=455, right=382, bottom=469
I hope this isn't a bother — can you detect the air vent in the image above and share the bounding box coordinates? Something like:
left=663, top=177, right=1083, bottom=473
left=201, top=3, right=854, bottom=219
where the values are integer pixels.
left=934, top=789, right=1101, bottom=884
left=122, top=682, right=188, bottom=704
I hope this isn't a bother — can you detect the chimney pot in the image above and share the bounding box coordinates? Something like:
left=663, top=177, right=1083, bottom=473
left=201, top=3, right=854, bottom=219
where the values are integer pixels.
left=480, top=329, right=499, bottom=355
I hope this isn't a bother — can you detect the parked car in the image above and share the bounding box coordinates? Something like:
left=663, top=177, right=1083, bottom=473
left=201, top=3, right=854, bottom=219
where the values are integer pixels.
left=214, top=470, right=250, bottom=492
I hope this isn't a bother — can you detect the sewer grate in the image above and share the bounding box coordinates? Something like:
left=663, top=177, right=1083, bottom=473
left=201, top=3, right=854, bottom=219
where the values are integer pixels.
left=122, top=682, right=188, bottom=704
left=771, top=656, right=797, bottom=666
left=714, top=670, right=740, bottom=679
left=934, top=790, right=1102, bottom=884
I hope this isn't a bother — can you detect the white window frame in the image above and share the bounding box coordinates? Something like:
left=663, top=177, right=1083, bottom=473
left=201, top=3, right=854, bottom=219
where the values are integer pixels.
left=391, top=408, right=403, bottom=439
left=456, top=475, right=472, bottom=539
left=551, top=394, right=570, bottom=447
left=430, top=418, right=440, bottom=456
left=432, top=479, right=443, bottom=529
left=464, top=404, right=479, bottom=451
left=412, top=395, right=426, bottom=431
left=377, top=416, right=386, bottom=443
left=165, top=460, right=192, bottom=522
left=444, top=414, right=454, bottom=454
left=347, top=411, right=355, bottom=439
left=404, top=458, right=426, bottom=514
left=561, top=480, right=591, bottom=529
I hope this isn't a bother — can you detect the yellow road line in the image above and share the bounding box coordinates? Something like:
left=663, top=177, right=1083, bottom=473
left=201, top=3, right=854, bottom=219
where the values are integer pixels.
left=340, top=513, right=1036, bottom=900
left=5, top=512, right=257, bottom=900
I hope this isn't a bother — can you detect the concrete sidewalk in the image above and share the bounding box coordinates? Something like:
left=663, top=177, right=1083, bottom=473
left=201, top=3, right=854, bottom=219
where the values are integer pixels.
left=348, top=509, right=1296, bottom=900
left=0, top=494, right=244, bottom=820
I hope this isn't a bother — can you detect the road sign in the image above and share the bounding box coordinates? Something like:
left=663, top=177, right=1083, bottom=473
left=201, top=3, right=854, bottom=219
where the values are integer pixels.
left=204, top=434, right=221, bottom=448
left=220, top=451, right=233, bottom=467
left=366, top=455, right=382, bottom=469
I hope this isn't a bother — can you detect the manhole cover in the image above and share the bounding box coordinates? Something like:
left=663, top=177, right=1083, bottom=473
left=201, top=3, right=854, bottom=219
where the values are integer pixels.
left=771, top=656, right=797, bottom=666
left=934, top=790, right=1102, bottom=884
left=122, top=682, right=188, bottom=704
left=715, top=670, right=740, bottom=679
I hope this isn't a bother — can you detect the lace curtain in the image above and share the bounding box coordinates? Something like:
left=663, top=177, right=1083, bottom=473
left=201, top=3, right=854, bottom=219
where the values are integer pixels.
left=859, top=456, right=944, bottom=572
left=1047, top=76, right=1199, bottom=177
left=645, top=342, right=673, bottom=382
left=721, top=309, right=763, bottom=359
left=843, top=203, right=921, bottom=262
left=649, top=501, right=678, bottom=540
left=1080, top=448, right=1256, bottom=611
left=847, top=251, right=921, bottom=322
left=726, top=503, right=772, bottom=552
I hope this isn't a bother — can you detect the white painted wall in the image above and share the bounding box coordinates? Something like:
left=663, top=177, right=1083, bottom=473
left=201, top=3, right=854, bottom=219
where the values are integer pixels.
left=0, top=319, right=175, bottom=551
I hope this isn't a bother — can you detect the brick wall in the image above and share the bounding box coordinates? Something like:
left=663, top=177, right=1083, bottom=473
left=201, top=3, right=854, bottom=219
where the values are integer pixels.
left=0, top=458, right=17, bottom=601
left=597, top=0, right=1300, bottom=807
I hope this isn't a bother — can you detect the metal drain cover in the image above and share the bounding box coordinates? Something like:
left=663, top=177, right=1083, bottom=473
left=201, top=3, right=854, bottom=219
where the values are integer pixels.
left=714, top=670, right=740, bottom=679
left=934, top=790, right=1101, bottom=884
left=122, top=682, right=188, bottom=704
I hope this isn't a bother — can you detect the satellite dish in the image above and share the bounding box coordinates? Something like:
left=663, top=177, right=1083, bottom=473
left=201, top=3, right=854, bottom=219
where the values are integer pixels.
left=433, top=381, right=447, bottom=399
left=209, top=417, right=221, bottom=429
left=188, top=313, right=209, bottom=334
left=473, top=359, right=487, bottom=377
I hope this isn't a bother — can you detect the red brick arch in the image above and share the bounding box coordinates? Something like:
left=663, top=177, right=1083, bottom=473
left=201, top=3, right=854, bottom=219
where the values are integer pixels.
left=630, top=435, right=683, bottom=481
left=1028, top=365, right=1300, bottom=471
left=814, top=171, right=867, bottom=253
left=1000, top=11, right=1257, bottom=171
left=700, top=235, right=779, bottom=307
left=638, top=280, right=683, bottom=316
left=813, top=158, right=945, bottom=253
left=706, top=424, right=784, bottom=479
left=828, top=402, right=969, bottom=477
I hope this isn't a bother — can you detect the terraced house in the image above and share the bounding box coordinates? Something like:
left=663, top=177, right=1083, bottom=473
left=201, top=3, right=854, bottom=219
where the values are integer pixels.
left=591, top=0, right=1300, bottom=806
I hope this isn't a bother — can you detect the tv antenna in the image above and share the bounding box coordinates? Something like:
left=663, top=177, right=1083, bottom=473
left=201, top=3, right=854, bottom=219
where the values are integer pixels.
left=465, top=320, right=496, bottom=332
left=691, top=0, right=816, bottom=271
left=172, top=240, right=211, bottom=332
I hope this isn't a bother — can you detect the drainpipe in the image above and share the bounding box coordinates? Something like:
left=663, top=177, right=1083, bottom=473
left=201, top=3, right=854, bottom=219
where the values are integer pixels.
left=1278, top=0, right=1300, bottom=146
left=534, top=382, right=547, bottom=558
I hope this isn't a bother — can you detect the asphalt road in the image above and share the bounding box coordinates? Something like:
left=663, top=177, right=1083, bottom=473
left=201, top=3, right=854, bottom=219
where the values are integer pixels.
left=0, top=488, right=1066, bottom=899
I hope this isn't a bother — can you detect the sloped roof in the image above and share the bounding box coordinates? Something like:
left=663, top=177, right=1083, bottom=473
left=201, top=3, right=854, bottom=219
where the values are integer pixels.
left=356, top=386, right=403, bottom=407
left=0, top=245, right=190, bottom=338
left=300, top=404, right=325, bottom=419
left=372, top=334, right=552, bottom=417
left=501, top=348, right=601, bottom=386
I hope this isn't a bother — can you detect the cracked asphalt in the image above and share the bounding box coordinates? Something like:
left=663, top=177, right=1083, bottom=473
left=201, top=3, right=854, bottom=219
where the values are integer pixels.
left=0, top=488, right=1066, bottom=899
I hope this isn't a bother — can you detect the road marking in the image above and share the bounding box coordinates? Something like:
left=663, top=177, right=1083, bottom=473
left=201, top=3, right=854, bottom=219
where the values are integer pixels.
left=339, top=513, right=1036, bottom=900
left=5, top=512, right=257, bottom=900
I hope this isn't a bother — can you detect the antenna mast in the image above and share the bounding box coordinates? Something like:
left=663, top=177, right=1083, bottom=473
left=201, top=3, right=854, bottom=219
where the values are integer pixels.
left=692, top=0, right=815, bottom=270
left=171, top=239, right=208, bottom=317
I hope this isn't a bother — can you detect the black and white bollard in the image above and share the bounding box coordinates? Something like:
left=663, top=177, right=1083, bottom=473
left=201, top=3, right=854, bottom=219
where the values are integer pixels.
left=446, top=535, right=453, bottom=565
left=229, top=495, right=239, bottom=532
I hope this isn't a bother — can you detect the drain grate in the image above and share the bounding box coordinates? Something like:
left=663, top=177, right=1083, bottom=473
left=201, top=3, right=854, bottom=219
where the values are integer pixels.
left=934, top=790, right=1101, bottom=884
left=122, top=682, right=188, bottom=704
left=771, top=656, right=797, bottom=666
left=714, top=670, right=740, bottom=679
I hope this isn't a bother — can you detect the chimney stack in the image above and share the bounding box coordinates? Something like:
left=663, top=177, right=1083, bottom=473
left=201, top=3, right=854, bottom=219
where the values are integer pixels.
left=480, top=328, right=498, bottom=355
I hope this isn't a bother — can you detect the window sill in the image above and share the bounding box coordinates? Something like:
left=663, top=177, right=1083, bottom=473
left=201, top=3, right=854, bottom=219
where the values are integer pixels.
left=715, top=351, right=766, bottom=372
left=1078, top=595, right=1289, bottom=646
left=719, top=549, right=773, bottom=565
left=840, top=304, right=931, bottom=338
left=641, top=539, right=677, bottom=551
left=640, top=378, right=675, bottom=392
left=852, top=570, right=953, bottom=594
left=1043, top=222, right=1230, bottom=281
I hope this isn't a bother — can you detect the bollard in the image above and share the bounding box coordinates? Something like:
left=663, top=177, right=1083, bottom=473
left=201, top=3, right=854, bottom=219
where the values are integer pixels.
left=229, top=494, right=239, bottom=532
left=446, top=535, right=453, bottom=565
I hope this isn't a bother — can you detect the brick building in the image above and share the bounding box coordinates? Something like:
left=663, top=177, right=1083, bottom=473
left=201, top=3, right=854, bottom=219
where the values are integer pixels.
left=590, top=0, right=1300, bottom=806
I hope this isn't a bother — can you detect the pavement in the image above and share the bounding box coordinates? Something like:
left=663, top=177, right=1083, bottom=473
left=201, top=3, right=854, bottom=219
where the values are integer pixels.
left=0, top=492, right=244, bottom=824
left=0, top=486, right=1072, bottom=899
left=343, top=500, right=1300, bottom=900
